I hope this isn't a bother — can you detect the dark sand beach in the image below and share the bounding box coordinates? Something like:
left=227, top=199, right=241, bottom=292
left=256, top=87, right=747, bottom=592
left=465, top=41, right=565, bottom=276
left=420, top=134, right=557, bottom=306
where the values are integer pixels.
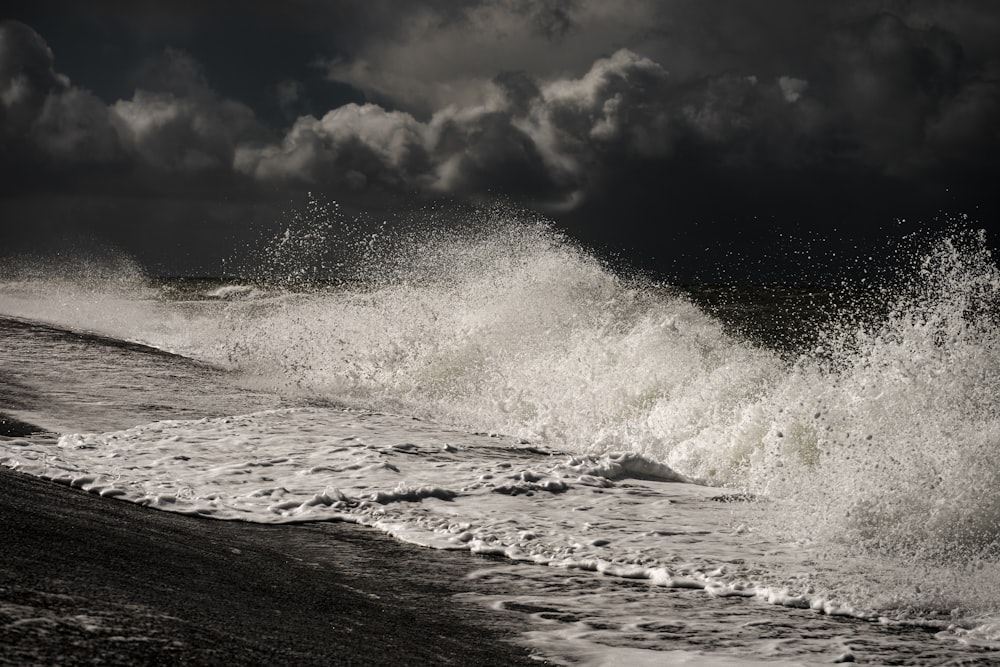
left=0, top=467, right=544, bottom=666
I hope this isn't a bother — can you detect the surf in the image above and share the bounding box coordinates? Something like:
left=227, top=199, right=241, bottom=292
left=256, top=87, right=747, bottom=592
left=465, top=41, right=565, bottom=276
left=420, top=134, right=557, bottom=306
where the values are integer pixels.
left=2, top=199, right=999, bottom=641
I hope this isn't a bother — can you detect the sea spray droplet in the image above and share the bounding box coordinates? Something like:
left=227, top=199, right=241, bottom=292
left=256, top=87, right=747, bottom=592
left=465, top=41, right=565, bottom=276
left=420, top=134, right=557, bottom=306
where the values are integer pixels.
left=7, top=199, right=1000, bottom=634
left=216, top=201, right=786, bottom=476
left=743, top=226, right=1000, bottom=612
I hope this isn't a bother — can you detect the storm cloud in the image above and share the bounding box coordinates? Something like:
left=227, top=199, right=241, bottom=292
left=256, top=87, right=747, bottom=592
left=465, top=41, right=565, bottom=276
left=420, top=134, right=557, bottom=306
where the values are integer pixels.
left=5, top=2, right=998, bottom=208
left=1, top=1, right=998, bottom=279
left=0, top=21, right=269, bottom=190
left=0, top=21, right=117, bottom=164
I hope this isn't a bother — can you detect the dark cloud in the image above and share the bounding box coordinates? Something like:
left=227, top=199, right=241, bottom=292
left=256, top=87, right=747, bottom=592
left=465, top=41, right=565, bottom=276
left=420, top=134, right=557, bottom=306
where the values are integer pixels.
left=30, top=87, right=121, bottom=164
left=829, top=12, right=963, bottom=172
left=1, top=21, right=67, bottom=143
left=531, top=0, right=579, bottom=39
left=1, top=3, right=998, bottom=280
left=0, top=22, right=271, bottom=193
left=236, top=49, right=677, bottom=208
left=925, top=78, right=1000, bottom=163
left=275, top=79, right=304, bottom=119
left=111, top=49, right=271, bottom=173
left=0, top=20, right=128, bottom=194
left=492, top=71, right=541, bottom=116
left=318, top=0, right=659, bottom=115
left=5, top=8, right=999, bottom=192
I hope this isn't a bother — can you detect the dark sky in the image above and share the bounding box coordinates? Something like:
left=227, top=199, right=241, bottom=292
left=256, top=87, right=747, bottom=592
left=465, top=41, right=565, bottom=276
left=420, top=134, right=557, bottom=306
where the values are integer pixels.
left=1, top=1, right=998, bottom=282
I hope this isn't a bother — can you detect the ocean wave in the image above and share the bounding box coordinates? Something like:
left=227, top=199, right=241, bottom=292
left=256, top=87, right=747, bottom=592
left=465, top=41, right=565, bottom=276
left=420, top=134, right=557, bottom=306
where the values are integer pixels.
left=1, top=201, right=999, bottom=630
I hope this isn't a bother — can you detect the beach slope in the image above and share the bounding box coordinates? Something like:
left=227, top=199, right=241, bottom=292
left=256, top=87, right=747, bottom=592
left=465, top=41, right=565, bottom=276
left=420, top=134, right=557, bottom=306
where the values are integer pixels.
left=0, top=468, right=541, bottom=666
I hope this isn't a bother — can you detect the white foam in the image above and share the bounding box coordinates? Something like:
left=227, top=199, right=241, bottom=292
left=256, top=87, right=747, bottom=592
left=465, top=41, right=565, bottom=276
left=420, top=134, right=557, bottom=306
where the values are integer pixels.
left=8, top=404, right=996, bottom=645
left=516, top=639, right=823, bottom=667
left=0, top=407, right=786, bottom=584
left=205, top=284, right=266, bottom=300
left=3, top=207, right=1000, bottom=655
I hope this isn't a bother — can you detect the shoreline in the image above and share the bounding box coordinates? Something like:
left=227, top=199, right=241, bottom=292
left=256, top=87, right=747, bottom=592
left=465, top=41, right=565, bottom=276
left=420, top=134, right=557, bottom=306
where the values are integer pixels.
left=0, top=413, right=47, bottom=438
left=0, top=467, right=545, bottom=666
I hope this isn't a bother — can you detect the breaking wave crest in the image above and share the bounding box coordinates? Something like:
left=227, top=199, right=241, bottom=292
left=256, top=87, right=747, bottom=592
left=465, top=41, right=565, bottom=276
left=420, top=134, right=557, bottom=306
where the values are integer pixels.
left=2, top=200, right=999, bottom=608
left=744, top=230, right=1000, bottom=564
left=223, top=209, right=783, bottom=471
left=217, top=203, right=1000, bottom=567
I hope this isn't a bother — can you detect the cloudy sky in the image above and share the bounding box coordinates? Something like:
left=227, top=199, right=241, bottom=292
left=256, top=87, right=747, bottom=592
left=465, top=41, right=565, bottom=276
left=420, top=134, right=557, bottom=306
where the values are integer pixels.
left=2, top=1, right=998, bottom=281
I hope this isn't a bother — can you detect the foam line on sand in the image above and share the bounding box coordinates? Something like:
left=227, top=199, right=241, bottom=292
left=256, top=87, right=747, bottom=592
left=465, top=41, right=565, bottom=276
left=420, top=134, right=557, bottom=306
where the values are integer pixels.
left=0, top=468, right=544, bottom=666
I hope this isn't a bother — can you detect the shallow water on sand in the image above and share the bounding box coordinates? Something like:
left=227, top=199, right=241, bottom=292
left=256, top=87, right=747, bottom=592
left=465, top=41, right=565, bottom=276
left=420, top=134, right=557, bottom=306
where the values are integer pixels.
left=0, top=317, right=282, bottom=434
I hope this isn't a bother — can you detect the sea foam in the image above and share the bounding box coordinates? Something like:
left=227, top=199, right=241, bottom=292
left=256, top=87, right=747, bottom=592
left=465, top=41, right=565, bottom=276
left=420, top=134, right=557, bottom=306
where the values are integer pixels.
left=2, top=201, right=999, bottom=638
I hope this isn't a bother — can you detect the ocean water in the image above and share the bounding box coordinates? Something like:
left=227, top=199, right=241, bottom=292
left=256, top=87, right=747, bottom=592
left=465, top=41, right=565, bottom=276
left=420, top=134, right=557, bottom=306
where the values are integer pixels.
left=2, top=204, right=1000, bottom=665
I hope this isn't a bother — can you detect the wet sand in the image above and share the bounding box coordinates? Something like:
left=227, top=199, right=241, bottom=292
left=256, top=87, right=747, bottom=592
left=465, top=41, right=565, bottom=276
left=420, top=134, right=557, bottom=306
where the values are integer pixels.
left=0, top=467, right=545, bottom=666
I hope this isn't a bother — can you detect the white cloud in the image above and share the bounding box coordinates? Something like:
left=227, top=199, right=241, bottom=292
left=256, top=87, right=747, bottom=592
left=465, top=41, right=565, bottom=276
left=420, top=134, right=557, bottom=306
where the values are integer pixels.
left=235, top=103, right=430, bottom=187
left=778, top=76, right=808, bottom=103
left=235, top=45, right=839, bottom=207
left=239, top=48, right=680, bottom=207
